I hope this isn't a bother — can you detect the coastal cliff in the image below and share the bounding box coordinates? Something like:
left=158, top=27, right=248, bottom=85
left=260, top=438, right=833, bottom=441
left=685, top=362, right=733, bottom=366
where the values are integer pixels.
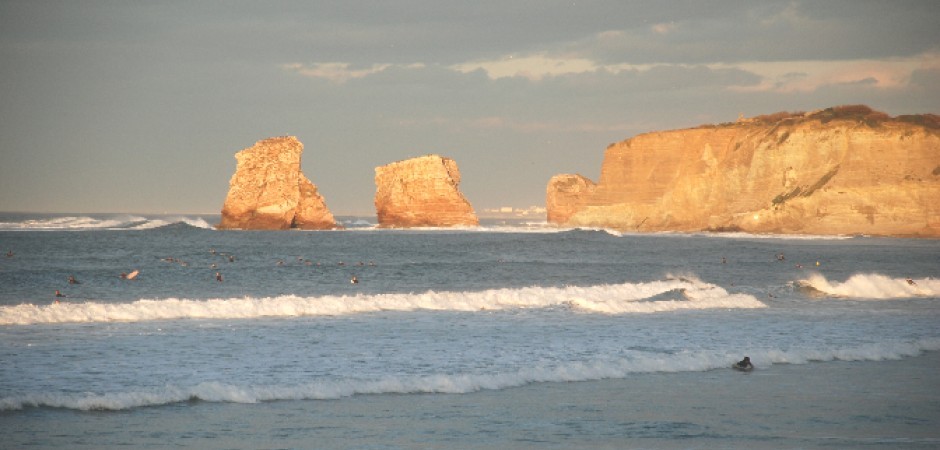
left=218, top=136, right=338, bottom=230
left=374, top=155, right=479, bottom=227
left=547, top=106, right=940, bottom=237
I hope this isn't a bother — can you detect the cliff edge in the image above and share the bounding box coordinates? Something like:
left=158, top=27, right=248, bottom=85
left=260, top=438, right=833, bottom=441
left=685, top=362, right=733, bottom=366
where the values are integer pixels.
left=374, top=155, right=479, bottom=227
left=547, top=106, right=940, bottom=237
left=218, top=136, right=338, bottom=230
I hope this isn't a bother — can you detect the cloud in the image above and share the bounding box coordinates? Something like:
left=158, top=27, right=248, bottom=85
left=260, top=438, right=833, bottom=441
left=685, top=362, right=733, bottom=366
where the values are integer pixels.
left=394, top=115, right=650, bottom=134
left=282, top=62, right=428, bottom=84
left=450, top=54, right=601, bottom=81
left=723, top=52, right=940, bottom=93
left=650, top=22, right=676, bottom=35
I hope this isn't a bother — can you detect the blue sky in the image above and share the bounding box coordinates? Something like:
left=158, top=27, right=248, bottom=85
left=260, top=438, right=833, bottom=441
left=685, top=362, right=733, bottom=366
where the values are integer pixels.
left=1, top=1, right=938, bottom=215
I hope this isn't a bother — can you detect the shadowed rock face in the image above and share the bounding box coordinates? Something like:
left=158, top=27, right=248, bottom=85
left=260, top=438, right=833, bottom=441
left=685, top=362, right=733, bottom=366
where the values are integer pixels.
left=547, top=106, right=940, bottom=237
left=218, top=136, right=337, bottom=230
left=374, top=155, right=479, bottom=228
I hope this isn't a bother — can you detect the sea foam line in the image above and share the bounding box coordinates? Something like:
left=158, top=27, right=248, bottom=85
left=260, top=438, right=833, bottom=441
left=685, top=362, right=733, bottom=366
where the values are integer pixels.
left=3, top=337, right=937, bottom=411
left=0, top=215, right=212, bottom=231
left=0, top=277, right=766, bottom=325
left=798, top=273, right=940, bottom=299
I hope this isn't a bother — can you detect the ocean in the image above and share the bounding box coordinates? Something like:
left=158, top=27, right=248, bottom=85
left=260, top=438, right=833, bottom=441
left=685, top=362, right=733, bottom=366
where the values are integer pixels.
left=1, top=212, right=938, bottom=449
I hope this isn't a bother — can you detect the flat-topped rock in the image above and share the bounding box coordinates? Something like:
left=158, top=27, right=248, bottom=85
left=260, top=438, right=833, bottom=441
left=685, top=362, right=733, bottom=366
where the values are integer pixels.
left=547, top=106, right=940, bottom=237
left=374, top=155, right=479, bottom=227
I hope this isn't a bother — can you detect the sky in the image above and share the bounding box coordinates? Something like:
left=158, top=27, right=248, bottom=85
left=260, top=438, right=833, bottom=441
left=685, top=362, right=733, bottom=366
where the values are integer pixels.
left=1, top=1, right=938, bottom=216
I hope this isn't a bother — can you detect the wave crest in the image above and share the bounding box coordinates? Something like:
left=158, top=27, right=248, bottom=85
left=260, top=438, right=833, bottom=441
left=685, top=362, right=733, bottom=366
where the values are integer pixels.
left=0, top=215, right=213, bottom=231
left=0, top=277, right=765, bottom=325
left=798, top=273, right=940, bottom=299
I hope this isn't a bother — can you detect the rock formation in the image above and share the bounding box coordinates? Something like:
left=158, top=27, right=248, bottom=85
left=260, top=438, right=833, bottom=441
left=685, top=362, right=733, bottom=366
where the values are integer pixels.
left=374, top=155, right=479, bottom=227
left=218, top=136, right=338, bottom=230
left=547, top=106, right=940, bottom=237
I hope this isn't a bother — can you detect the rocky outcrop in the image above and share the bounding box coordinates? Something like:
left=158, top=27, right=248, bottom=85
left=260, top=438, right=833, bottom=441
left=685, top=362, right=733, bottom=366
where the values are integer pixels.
left=546, top=174, right=596, bottom=224
left=218, top=136, right=338, bottom=230
left=374, top=155, right=479, bottom=227
left=547, top=106, right=940, bottom=237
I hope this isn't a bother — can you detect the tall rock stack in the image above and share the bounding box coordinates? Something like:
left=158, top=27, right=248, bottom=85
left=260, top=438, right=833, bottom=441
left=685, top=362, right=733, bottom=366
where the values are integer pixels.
left=546, top=106, right=940, bottom=237
left=218, top=136, right=338, bottom=230
left=374, top=154, right=479, bottom=227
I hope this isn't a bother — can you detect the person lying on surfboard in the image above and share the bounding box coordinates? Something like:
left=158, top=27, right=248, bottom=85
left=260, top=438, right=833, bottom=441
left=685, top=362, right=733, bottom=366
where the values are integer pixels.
left=734, top=356, right=754, bottom=371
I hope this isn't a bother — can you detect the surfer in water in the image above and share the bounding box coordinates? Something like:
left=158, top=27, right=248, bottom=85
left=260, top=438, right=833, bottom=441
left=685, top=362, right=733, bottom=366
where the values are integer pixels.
left=734, top=356, right=754, bottom=371
left=216, top=271, right=223, bottom=282
left=68, top=275, right=80, bottom=284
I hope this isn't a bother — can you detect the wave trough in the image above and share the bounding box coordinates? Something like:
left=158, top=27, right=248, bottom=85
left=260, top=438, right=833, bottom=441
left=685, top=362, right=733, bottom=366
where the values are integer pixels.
left=3, top=337, right=936, bottom=411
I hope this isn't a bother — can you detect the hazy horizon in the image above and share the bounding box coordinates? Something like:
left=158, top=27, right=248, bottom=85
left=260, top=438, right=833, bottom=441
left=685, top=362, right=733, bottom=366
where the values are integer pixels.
left=2, top=1, right=938, bottom=215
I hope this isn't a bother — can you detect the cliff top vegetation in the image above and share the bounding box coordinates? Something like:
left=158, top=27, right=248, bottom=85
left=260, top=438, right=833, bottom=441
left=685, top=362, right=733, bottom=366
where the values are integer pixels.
left=702, top=105, right=940, bottom=130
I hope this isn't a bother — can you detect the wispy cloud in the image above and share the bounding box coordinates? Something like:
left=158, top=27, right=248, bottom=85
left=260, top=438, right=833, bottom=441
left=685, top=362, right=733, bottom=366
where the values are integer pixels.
left=393, top=115, right=651, bottom=134
left=282, top=62, right=427, bottom=83
left=650, top=22, right=676, bottom=35
left=720, top=52, right=940, bottom=93
left=283, top=50, right=939, bottom=96
left=449, top=54, right=601, bottom=80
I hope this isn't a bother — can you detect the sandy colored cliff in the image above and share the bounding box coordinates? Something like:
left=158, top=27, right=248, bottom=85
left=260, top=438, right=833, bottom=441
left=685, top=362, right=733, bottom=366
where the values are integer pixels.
left=547, top=106, right=940, bottom=237
left=374, top=155, right=479, bottom=227
left=218, top=136, right=338, bottom=230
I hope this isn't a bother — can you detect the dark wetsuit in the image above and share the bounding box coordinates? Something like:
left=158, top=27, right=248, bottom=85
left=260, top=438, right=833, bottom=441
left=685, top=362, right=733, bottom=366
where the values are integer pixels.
left=735, top=357, right=753, bottom=370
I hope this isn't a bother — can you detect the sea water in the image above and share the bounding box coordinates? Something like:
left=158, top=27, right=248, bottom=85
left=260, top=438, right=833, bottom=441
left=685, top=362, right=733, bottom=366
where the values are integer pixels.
left=0, top=213, right=938, bottom=449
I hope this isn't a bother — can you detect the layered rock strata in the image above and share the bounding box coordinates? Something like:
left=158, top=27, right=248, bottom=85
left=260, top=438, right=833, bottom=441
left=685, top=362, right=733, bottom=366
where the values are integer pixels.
left=374, top=155, right=479, bottom=227
left=218, top=136, right=338, bottom=230
left=547, top=106, right=940, bottom=237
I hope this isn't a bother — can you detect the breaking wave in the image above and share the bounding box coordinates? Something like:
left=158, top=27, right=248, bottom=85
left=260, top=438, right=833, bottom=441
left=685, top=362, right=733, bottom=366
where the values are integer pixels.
left=0, top=277, right=766, bottom=325
left=798, top=273, right=940, bottom=299
left=3, top=337, right=936, bottom=411
left=0, top=215, right=213, bottom=231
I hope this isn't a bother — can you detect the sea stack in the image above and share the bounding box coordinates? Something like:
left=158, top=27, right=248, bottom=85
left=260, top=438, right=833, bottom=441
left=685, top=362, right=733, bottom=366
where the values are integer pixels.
left=374, top=154, right=479, bottom=227
left=546, top=105, right=940, bottom=237
left=218, top=136, right=338, bottom=230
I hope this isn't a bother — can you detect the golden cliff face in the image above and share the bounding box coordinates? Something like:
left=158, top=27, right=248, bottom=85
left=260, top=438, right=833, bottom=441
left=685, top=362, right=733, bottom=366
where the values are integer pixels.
left=218, top=136, right=338, bottom=230
left=374, top=155, right=479, bottom=227
left=547, top=107, right=940, bottom=237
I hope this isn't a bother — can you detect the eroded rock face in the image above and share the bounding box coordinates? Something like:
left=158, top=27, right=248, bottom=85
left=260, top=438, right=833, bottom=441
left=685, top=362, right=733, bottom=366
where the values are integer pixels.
left=546, top=174, right=596, bottom=224
left=374, top=155, right=479, bottom=227
left=546, top=106, right=940, bottom=237
left=218, top=136, right=337, bottom=230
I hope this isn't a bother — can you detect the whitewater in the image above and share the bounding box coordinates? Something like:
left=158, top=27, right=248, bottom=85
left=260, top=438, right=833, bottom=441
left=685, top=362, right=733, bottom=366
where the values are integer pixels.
left=1, top=213, right=938, bottom=449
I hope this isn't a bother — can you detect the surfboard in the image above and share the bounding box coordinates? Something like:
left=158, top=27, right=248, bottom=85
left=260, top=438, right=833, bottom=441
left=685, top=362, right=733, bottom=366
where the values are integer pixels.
left=126, top=270, right=139, bottom=280
left=732, top=364, right=753, bottom=372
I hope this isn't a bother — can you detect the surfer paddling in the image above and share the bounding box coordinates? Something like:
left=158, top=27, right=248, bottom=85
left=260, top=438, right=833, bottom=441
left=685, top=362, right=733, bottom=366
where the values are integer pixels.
left=733, top=356, right=754, bottom=372
left=121, top=269, right=140, bottom=280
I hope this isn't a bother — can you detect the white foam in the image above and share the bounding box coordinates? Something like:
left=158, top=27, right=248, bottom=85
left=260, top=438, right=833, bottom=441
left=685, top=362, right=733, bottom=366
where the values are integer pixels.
left=0, top=215, right=145, bottom=230
left=702, top=231, right=854, bottom=240
left=0, top=215, right=213, bottom=231
left=128, top=216, right=213, bottom=230
left=799, top=273, right=940, bottom=299
left=3, top=338, right=936, bottom=411
left=0, top=277, right=765, bottom=325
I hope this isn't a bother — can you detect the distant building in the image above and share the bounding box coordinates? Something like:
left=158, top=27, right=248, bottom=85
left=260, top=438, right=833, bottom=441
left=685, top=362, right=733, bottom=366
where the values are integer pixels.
left=481, top=205, right=547, bottom=217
